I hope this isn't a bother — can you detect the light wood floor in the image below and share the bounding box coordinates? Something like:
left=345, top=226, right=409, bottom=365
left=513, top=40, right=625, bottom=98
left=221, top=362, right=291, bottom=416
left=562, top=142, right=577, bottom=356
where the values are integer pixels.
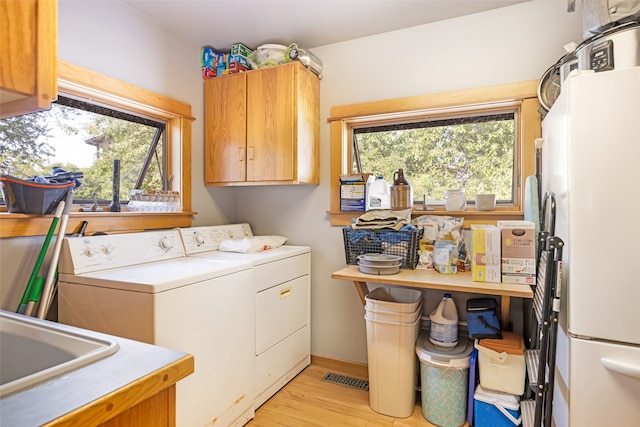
left=247, top=356, right=470, bottom=427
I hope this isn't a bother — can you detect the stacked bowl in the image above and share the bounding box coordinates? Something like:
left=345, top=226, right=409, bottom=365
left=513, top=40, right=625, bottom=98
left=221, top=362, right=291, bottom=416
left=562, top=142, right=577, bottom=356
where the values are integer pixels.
left=358, top=253, right=402, bottom=275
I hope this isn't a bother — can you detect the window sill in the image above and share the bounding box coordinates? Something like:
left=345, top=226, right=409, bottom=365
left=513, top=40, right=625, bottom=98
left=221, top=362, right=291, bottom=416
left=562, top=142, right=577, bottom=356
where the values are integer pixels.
left=0, top=211, right=195, bottom=238
left=327, top=209, right=524, bottom=227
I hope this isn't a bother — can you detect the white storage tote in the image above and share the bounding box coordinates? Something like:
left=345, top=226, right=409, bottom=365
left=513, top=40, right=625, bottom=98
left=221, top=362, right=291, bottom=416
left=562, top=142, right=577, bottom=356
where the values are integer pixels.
left=474, top=331, right=525, bottom=395
left=473, top=385, right=521, bottom=426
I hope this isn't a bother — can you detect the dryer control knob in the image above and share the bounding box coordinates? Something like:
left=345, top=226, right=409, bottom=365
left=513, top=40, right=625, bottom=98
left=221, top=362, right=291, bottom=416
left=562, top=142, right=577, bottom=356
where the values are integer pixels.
left=193, top=233, right=205, bottom=245
left=158, top=237, right=173, bottom=251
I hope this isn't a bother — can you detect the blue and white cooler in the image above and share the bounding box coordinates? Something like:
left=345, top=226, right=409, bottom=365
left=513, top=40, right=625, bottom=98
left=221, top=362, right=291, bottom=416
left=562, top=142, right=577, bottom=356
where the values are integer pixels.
left=415, top=330, right=474, bottom=427
left=473, top=384, right=522, bottom=427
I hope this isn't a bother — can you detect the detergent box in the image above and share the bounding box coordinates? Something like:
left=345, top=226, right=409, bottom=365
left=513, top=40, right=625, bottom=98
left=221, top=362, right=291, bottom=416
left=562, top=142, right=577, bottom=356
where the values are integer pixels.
left=471, top=225, right=501, bottom=283
left=340, top=181, right=366, bottom=212
left=497, top=220, right=536, bottom=285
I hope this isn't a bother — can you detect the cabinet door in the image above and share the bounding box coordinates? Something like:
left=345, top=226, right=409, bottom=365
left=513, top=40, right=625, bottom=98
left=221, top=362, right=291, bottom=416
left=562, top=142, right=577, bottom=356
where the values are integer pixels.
left=0, top=0, right=57, bottom=118
left=204, top=73, right=247, bottom=183
left=246, top=64, right=295, bottom=182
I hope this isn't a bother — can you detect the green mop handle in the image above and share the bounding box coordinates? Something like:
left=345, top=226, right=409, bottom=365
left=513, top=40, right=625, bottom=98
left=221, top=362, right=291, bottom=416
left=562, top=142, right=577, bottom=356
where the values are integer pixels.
left=17, top=201, right=65, bottom=314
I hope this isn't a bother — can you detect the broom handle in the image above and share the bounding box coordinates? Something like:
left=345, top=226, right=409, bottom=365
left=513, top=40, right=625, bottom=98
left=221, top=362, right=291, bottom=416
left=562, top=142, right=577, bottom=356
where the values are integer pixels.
left=17, top=201, right=65, bottom=314
left=38, top=191, right=73, bottom=319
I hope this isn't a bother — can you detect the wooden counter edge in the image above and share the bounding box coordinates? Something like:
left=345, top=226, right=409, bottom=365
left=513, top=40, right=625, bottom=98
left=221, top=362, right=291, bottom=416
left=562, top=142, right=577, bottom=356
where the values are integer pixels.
left=332, top=265, right=533, bottom=331
left=331, top=266, right=534, bottom=299
left=43, top=354, right=194, bottom=427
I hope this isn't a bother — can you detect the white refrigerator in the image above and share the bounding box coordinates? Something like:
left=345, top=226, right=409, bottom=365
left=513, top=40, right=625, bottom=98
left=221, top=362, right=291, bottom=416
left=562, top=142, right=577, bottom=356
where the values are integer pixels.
left=541, top=66, right=640, bottom=427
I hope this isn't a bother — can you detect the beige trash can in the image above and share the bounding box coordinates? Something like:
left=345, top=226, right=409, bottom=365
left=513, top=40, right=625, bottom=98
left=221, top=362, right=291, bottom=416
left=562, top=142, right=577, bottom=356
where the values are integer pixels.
left=365, top=286, right=423, bottom=418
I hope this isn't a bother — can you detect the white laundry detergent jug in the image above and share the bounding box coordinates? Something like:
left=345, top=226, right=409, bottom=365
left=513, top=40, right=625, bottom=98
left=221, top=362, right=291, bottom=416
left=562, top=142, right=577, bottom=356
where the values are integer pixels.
left=366, top=175, right=391, bottom=210
left=429, top=293, right=459, bottom=347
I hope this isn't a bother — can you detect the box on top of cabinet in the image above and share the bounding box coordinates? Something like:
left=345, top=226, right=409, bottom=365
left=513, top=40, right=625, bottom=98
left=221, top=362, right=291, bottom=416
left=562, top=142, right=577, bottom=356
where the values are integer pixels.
left=471, top=225, right=501, bottom=283
left=231, top=43, right=253, bottom=58
left=497, top=220, right=536, bottom=285
left=201, top=46, right=227, bottom=78
left=228, top=54, right=251, bottom=74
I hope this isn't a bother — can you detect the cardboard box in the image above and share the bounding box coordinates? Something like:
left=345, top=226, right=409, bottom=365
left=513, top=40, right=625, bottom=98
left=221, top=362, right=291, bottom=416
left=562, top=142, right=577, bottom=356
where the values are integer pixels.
left=340, top=181, right=366, bottom=212
left=228, top=61, right=250, bottom=74
left=229, top=54, right=251, bottom=67
left=228, top=54, right=251, bottom=74
left=498, top=220, right=536, bottom=285
left=231, top=43, right=253, bottom=58
left=471, top=225, right=501, bottom=283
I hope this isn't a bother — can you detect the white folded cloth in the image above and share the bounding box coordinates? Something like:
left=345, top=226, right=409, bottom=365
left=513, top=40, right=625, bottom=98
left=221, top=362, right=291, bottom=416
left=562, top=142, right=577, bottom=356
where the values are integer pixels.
left=218, top=236, right=287, bottom=253
left=352, top=208, right=412, bottom=230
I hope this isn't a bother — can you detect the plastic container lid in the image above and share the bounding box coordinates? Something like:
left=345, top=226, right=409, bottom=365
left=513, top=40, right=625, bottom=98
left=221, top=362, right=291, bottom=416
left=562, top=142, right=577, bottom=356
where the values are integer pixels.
left=258, top=43, right=287, bottom=50
left=478, top=331, right=524, bottom=356
left=473, top=384, right=520, bottom=411
left=416, top=330, right=473, bottom=368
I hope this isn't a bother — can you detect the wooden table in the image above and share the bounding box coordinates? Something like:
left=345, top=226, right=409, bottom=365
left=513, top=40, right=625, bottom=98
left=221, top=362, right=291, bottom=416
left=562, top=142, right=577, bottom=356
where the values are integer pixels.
left=331, top=265, right=534, bottom=330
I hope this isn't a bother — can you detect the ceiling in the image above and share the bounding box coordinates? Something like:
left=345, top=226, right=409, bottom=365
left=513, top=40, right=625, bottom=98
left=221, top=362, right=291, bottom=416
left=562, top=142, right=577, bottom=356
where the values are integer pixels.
left=120, top=0, right=531, bottom=50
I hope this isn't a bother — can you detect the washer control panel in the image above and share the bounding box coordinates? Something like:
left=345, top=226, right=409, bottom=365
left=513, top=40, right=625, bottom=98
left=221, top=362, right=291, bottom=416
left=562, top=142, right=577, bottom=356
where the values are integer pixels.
left=178, top=223, right=252, bottom=254
left=59, top=230, right=184, bottom=274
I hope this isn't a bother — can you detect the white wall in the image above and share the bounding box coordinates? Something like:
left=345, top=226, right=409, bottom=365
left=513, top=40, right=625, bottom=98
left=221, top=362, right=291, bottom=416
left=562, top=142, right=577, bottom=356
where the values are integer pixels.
left=0, top=0, right=582, bottom=363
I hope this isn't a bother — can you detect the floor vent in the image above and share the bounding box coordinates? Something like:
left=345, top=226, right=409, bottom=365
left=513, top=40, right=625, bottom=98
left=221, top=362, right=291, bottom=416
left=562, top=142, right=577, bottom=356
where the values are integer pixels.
left=321, top=372, right=369, bottom=391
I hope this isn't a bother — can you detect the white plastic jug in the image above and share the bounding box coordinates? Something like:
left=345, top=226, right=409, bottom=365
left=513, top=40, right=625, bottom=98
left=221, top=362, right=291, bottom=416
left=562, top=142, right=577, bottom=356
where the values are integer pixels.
left=429, top=293, right=459, bottom=347
left=366, top=176, right=391, bottom=210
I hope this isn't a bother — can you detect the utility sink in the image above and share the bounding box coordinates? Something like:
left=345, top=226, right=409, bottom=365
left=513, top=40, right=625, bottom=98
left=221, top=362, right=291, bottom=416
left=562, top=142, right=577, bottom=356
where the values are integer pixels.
left=0, top=310, right=119, bottom=397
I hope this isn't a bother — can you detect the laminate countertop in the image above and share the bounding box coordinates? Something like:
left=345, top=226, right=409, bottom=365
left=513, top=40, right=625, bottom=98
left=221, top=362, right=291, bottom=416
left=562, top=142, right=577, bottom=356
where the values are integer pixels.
left=0, top=326, right=194, bottom=427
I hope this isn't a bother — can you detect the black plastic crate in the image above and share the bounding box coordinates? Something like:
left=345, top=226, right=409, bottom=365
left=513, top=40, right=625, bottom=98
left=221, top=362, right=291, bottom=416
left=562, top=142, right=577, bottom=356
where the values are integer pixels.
left=0, top=175, right=74, bottom=214
left=342, top=227, right=423, bottom=269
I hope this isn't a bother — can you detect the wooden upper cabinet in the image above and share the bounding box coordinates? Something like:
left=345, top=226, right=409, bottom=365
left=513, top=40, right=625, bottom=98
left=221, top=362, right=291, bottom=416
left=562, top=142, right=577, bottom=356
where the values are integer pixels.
left=205, top=72, right=248, bottom=182
left=246, top=64, right=295, bottom=182
left=204, top=62, right=320, bottom=186
left=0, top=0, right=58, bottom=118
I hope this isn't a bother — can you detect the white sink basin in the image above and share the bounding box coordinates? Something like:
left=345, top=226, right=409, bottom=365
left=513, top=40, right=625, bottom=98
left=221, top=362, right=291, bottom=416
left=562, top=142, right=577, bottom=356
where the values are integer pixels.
left=0, top=310, right=119, bottom=397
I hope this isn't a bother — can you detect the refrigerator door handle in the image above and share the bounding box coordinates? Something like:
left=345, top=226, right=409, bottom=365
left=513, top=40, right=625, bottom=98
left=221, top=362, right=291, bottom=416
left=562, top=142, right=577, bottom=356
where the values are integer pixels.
left=601, top=357, right=640, bottom=380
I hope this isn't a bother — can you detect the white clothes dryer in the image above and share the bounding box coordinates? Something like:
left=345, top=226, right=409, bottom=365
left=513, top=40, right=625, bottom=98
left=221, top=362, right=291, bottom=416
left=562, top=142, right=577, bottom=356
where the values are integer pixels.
left=176, top=224, right=311, bottom=408
left=57, top=230, right=255, bottom=427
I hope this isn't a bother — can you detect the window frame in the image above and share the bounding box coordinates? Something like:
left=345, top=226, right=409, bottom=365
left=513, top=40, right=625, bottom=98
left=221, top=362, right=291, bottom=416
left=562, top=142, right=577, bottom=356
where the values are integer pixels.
left=0, top=60, right=195, bottom=237
left=42, top=93, right=169, bottom=202
left=328, top=80, right=541, bottom=227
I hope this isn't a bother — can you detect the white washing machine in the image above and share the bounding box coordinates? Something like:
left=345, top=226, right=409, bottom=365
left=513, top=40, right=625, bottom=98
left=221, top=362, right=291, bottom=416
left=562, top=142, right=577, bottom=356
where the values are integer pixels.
left=176, top=224, right=311, bottom=408
left=56, top=230, right=255, bottom=427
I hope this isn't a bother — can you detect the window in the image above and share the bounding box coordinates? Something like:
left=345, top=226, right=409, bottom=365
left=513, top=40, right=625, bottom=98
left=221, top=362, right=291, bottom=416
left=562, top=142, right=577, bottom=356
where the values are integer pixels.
left=1, top=95, right=167, bottom=204
left=329, top=80, right=541, bottom=226
left=353, top=111, right=517, bottom=206
left=0, top=60, right=194, bottom=238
